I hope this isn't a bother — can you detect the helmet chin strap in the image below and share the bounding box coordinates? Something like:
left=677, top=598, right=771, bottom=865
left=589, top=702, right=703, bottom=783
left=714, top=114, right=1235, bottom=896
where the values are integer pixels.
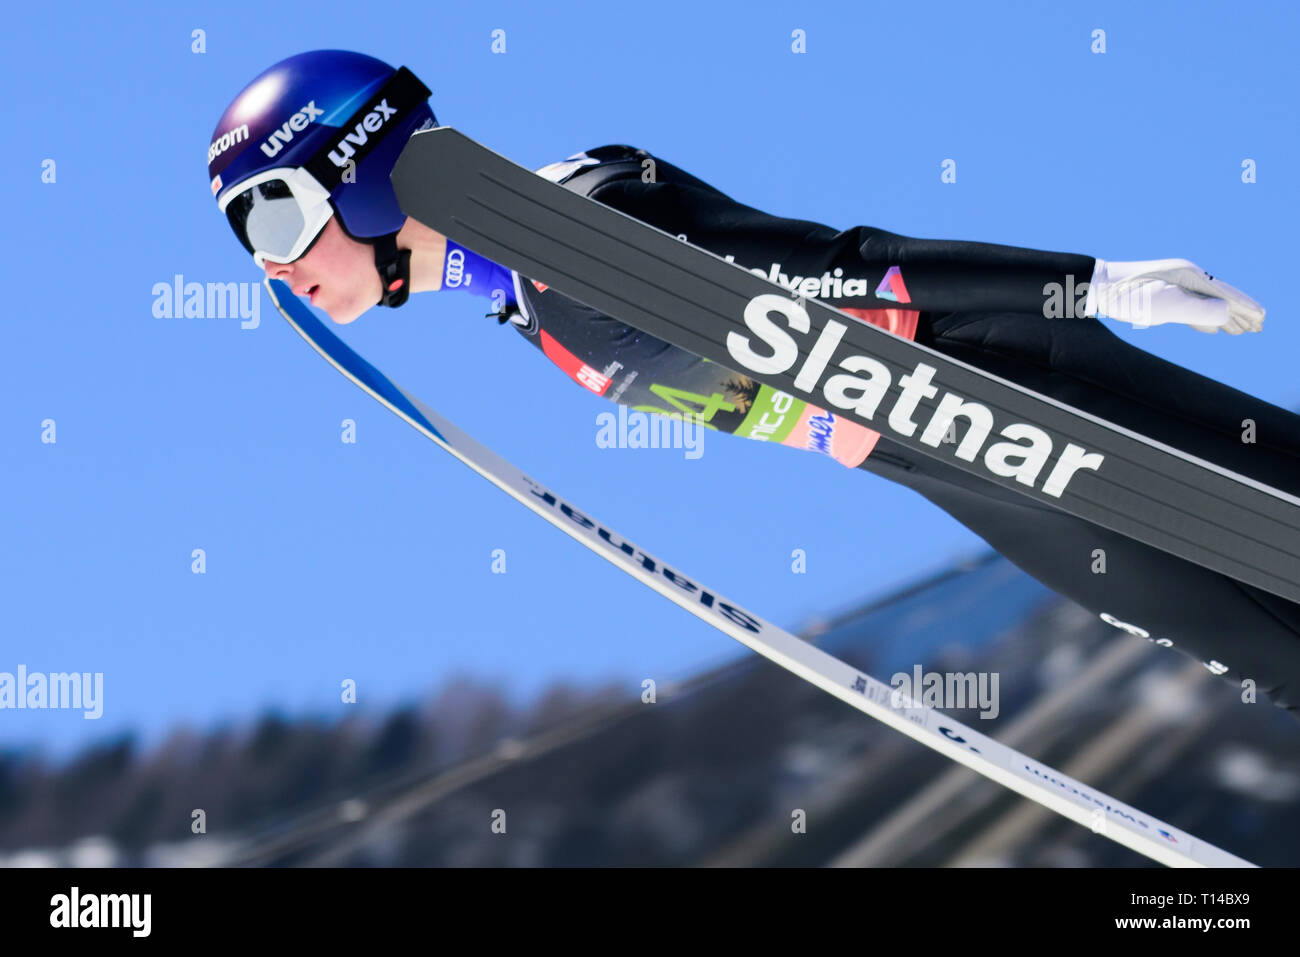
left=373, top=232, right=412, bottom=308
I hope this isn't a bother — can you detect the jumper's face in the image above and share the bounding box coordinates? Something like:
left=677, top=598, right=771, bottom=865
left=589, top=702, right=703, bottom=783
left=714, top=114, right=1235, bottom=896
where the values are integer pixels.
left=262, top=216, right=381, bottom=324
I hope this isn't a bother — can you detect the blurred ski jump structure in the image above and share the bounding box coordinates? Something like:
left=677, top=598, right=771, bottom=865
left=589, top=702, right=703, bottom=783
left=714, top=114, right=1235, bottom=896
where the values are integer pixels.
left=268, top=277, right=1253, bottom=867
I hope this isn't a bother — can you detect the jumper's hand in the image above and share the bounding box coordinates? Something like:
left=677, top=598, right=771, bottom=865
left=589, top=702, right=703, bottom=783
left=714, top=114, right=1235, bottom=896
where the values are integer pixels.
left=1084, top=258, right=1265, bottom=334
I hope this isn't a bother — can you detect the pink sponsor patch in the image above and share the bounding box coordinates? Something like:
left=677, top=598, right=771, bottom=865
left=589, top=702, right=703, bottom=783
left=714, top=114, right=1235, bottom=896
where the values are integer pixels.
left=780, top=404, right=879, bottom=467
left=838, top=306, right=919, bottom=341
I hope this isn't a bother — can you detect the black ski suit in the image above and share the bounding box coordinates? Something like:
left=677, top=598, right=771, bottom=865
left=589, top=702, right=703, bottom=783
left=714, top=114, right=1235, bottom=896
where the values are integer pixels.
left=495, top=145, right=1300, bottom=721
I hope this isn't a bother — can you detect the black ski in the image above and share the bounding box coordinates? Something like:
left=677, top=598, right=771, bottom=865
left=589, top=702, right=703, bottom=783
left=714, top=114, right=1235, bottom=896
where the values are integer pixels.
left=391, top=127, right=1300, bottom=605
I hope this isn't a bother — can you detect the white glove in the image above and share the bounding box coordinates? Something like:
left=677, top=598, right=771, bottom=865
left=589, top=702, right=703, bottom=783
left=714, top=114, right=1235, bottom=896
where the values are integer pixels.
left=1083, top=258, right=1265, bottom=335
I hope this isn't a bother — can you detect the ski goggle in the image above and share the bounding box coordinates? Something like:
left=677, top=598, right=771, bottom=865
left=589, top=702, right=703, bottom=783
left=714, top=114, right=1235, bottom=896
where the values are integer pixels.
left=218, top=166, right=334, bottom=269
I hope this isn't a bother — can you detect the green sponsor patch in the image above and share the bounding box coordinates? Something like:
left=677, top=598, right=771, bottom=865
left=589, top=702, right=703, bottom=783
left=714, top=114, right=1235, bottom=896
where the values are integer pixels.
left=736, top=386, right=803, bottom=443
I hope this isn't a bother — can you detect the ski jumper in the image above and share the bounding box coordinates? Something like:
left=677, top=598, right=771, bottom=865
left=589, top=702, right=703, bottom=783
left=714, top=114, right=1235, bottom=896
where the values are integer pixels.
left=439, top=145, right=1300, bottom=720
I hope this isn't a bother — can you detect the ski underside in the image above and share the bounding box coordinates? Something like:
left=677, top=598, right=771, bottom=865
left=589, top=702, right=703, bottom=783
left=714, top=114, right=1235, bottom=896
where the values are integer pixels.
left=266, top=276, right=1253, bottom=867
left=390, top=127, right=1300, bottom=608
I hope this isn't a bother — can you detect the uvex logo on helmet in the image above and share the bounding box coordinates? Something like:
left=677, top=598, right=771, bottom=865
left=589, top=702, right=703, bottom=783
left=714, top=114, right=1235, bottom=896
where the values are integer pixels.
left=260, top=101, right=325, bottom=158
left=327, top=98, right=400, bottom=168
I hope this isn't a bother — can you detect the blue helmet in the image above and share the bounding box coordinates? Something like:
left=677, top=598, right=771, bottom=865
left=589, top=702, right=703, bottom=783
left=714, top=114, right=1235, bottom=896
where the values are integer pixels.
left=208, top=50, right=436, bottom=305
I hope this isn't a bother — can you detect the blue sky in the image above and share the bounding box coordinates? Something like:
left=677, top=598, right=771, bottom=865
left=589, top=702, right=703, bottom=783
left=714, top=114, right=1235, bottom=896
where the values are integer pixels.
left=3, top=0, right=1298, bottom=757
